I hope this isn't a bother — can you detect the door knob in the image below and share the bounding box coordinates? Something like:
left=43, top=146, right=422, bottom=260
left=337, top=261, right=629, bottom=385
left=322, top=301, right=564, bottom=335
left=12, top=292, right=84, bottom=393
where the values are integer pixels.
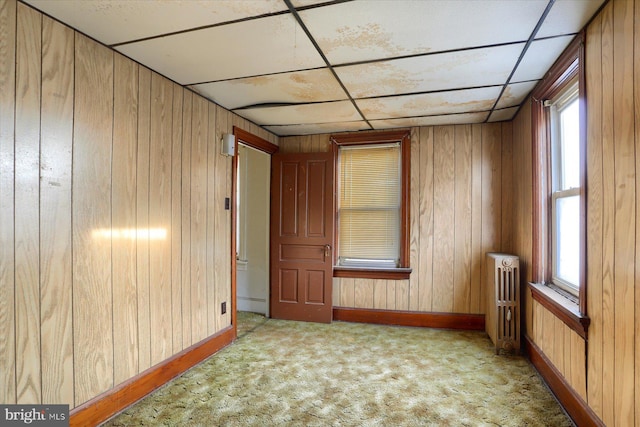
left=324, top=244, right=331, bottom=258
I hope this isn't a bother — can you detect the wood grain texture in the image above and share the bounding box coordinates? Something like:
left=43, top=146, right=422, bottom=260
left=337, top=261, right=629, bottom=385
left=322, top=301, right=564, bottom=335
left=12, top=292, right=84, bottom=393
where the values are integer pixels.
left=216, top=106, right=231, bottom=330
left=112, top=53, right=139, bottom=385
left=149, top=73, right=173, bottom=366
left=612, top=1, right=636, bottom=424
left=190, top=94, right=208, bottom=343
left=453, top=125, right=472, bottom=313
left=181, top=89, right=193, bottom=349
left=40, top=16, right=74, bottom=405
left=585, top=11, right=604, bottom=417
left=171, top=84, right=183, bottom=354
left=480, top=124, right=502, bottom=316
left=72, top=33, right=114, bottom=405
left=469, top=124, right=484, bottom=314
left=14, top=3, right=41, bottom=403
left=418, top=127, right=434, bottom=312
left=432, top=126, right=455, bottom=312
left=136, top=66, right=152, bottom=373
left=635, top=2, right=640, bottom=423
left=0, top=0, right=17, bottom=405
left=206, top=103, right=218, bottom=335
left=598, top=4, right=616, bottom=424
left=408, top=127, right=420, bottom=311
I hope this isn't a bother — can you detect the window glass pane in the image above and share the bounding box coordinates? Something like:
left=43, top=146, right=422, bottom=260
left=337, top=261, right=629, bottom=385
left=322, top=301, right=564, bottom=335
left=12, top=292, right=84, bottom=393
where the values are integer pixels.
left=559, top=98, right=580, bottom=190
left=338, top=143, right=401, bottom=266
left=555, top=195, right=579, bottom=287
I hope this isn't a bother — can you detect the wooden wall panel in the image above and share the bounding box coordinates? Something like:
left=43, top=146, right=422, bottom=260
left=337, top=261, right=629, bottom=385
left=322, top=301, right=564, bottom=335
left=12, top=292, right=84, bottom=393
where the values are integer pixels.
left=112, top=53, right=139, bottom=386
left=408, top=128, right=421, bottom=311
left=453, top=125, right=472, bottom=313
left=149, top=73, right=174, bottom=365
left=171, top=84, right=184, bottom=354
left=40, top=16, right=74, bottom=405
left=2, top=0, right=277, bottom=409
left=181, top=89, right=193, bottom=349
left=612, top=1, right=636, bottom=425
left=469, top=124, right=484, bottom=314
left=418, top=127, right=434, bottom=312
left=0, top=0, right=16, bottom=406
left=136, top=66, right=152, bottom=373
left=585, top=12, right=604, bottom=417
left=190, top=95, right=209, bottom=344
left=598, top=4, right=616, bottom=424
left=14, top=3, right=41, bottom=403
left=432, top=126, right=455, bottom=312
left=72, top=33, right=114, bottom=405
left=207, top=104, right=218, bottom=335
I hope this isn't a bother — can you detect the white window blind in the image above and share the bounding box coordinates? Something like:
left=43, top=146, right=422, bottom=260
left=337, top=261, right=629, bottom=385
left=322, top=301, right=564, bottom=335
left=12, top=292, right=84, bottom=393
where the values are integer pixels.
left=338, top=143, right=401, bottom=267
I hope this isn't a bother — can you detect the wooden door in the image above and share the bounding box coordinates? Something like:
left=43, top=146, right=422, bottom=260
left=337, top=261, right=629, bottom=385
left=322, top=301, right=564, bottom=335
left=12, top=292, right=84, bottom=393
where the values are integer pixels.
left=270, top=151, right=334, bottom=323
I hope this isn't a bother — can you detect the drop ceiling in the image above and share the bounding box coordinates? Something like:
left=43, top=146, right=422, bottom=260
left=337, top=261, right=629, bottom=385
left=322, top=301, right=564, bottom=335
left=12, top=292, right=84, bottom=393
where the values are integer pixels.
left=23, top=0, right=605, bottom=137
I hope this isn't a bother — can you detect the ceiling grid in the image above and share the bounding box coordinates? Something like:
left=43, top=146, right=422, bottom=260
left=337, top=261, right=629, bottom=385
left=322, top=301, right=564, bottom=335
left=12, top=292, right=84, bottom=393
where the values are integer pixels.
left=24, top=0, right=605, bottom=136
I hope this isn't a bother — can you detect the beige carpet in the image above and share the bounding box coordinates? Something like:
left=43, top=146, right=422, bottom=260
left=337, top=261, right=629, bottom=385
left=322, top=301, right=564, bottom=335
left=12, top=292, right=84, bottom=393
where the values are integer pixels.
left=103, top=312, right=573, bottom=426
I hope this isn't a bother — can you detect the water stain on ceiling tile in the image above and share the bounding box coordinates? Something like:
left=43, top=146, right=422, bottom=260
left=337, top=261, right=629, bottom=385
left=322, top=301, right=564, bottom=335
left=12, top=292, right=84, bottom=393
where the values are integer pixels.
left=190, top=68, right=346, bottom=110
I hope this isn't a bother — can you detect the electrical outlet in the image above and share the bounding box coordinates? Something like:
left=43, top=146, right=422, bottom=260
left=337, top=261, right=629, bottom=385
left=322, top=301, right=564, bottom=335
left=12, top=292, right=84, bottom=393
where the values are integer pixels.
left=221, top=301, right=227, bottom=314
left=224, top=197, right=230, bottom=210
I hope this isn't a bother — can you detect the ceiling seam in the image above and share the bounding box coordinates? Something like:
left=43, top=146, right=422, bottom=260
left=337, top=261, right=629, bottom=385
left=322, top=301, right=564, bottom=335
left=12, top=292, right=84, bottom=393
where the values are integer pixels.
left=485, top=0, right=557, bottom=123
left=282, top=0, right=373, bottom=130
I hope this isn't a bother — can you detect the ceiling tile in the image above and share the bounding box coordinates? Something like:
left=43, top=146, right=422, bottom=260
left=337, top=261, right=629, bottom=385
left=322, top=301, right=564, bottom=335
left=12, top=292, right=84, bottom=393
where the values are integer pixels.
left=511, top=35, right=574, bottom=82
left=336, top=43, right=524, bottom=99
left=190, top=68, right=346, bottom=110
left=234, top=101, right=362, bottom=126
left=495, top=81, right=538, bottom=109
left=116, top=14, right=325, bottom=85
left=265, top=121, right=371, bottom=136
left=23, top=0, right=287, bottom=45
left=299, top=0, right=547, bottom=64
left=370, top=112, right=489, bottom=129
left=536, top=0, right=605, bottom=38
left=356, top=87, right=502, bottom=121
left=488, top=106, right=520, bottom=122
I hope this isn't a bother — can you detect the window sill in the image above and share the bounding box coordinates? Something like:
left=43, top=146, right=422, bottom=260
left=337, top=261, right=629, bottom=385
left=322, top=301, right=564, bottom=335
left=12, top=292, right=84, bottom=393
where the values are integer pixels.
left=528, top=282, right=590, bottom=339
left=333, top=266, right=411, bottom=280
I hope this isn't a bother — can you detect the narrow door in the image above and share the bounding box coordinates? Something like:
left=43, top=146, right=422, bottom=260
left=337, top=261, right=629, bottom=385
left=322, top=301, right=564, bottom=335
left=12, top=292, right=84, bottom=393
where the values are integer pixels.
left=270, top=151, right=334, bottom=323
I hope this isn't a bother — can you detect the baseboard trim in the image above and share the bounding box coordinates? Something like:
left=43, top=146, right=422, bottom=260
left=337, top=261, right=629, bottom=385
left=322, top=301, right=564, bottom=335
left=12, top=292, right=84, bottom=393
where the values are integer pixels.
left=333, top=307, right=485, bottom=330
left=70, top=326, right=235, bottom=427
left=524, top=336, right=604, bottom=427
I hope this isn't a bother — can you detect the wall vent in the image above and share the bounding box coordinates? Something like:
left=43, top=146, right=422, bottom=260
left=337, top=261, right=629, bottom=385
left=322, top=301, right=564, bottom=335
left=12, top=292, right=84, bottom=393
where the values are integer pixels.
left=486, top=253, right=520, bottom=354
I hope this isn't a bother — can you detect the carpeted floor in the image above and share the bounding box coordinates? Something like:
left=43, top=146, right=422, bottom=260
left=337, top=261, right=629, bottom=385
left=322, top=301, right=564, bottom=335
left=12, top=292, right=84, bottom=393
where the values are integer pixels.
left=103, top=312, right=573, bottom=426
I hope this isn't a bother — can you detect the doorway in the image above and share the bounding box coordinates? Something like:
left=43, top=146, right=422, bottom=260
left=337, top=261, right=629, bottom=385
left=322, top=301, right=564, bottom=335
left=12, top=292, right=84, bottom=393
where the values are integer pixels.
left=236, top=143, right=271, bottom=316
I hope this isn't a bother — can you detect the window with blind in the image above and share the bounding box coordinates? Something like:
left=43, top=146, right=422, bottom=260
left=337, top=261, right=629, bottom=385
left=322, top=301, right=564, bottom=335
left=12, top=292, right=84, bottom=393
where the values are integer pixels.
left=331, top=129, right=411, bottom=278
left=338, top=143, right=401, bottom=268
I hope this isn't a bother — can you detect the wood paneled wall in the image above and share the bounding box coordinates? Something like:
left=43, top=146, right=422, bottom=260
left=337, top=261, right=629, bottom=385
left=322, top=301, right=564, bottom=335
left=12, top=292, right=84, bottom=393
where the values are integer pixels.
left=508, top=0, right=640, bottom=424
left=281, top=122, right=509, bottom=315
left=0, top=0, right=276, bottom=409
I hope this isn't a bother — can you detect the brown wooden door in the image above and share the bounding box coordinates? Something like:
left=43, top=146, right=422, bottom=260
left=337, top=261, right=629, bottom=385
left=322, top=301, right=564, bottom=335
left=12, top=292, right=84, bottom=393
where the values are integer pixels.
left=270, top=151, right=334, bottom=323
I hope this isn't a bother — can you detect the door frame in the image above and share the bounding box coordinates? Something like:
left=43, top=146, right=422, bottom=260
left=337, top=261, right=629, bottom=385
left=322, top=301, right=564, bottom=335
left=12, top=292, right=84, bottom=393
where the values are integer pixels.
left=231, top=127, right=278, bottom=337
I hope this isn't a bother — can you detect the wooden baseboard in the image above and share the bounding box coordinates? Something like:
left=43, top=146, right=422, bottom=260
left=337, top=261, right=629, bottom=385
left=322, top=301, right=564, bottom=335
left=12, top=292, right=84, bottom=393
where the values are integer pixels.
left=333, top=307, right=485, bottom=330
left=524, top=336, right=604, bottom=427
left=70, top=326, right=235, bottom=427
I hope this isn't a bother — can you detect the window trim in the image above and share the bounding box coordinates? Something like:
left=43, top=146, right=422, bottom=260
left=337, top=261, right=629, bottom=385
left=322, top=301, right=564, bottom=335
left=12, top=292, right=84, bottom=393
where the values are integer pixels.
left=529, top=33, right=589, bottom=338
left=331, top=130, right=411, bottom=280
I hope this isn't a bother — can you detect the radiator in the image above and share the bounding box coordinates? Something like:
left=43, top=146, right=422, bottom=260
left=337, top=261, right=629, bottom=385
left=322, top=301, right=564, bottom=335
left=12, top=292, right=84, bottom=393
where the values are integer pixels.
left=486, top=253, right=520, bottom=354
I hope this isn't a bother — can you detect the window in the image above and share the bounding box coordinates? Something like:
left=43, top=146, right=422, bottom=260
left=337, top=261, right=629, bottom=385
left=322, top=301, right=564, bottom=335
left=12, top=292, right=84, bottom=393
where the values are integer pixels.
left=331, top=130, right=411, bottom=280
left=338, top=143, right=401, bottom=268
left=530, top=34, right=589, bottom=338
left=550, top=81, right=580, bottom=295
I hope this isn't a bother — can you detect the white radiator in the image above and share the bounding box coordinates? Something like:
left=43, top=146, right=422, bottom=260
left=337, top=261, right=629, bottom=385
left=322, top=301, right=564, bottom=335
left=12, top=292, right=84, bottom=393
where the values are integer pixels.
left=486, top=253, right=520, bottom=354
